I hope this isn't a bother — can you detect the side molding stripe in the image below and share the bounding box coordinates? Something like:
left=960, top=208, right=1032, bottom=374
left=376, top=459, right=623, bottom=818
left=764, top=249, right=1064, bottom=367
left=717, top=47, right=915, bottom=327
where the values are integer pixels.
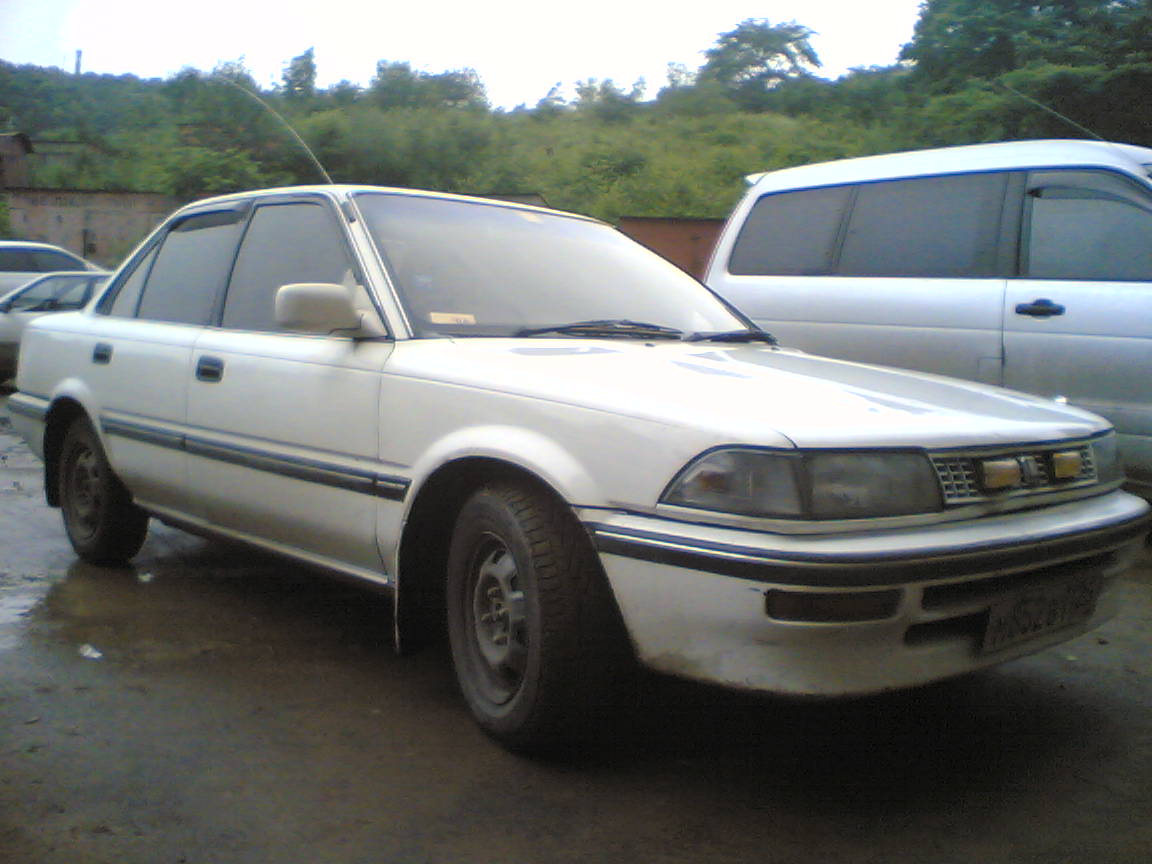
left=7, top=393, right=50, bottom=422
left=100, top=414, right=409, bottom=502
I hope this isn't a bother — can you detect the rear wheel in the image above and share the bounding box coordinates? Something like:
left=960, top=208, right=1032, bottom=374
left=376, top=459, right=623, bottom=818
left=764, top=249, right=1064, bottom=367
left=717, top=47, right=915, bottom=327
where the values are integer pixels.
left=58, top=417, right=148, bottom=565
left=446, top=481, right=629, bottom=754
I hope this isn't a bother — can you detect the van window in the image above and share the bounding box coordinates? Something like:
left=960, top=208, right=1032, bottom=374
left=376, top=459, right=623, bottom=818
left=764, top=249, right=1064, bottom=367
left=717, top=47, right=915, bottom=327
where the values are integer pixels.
left=728, top=185, right=851, bottom=276
left=838, top=173, right=1007, bottom=278
left=1025, top=170, right=1152, bottom=282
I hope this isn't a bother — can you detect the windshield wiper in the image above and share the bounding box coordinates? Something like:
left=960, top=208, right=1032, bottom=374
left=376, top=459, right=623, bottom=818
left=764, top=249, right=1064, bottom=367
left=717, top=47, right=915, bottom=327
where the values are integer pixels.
left=685, top=328, right=778, bottom=345
left=516, top=319, right=684, bottom=339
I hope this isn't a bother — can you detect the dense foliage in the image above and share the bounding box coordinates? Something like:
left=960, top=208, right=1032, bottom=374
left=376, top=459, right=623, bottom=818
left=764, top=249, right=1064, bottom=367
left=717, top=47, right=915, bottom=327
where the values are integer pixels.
left=1, top=7, right=1149, bottom=222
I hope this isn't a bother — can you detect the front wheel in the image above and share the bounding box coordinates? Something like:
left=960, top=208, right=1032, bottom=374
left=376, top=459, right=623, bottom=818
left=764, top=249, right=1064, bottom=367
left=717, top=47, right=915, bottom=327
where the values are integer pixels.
left=58, top=417, right=149, bottom=565
left=446, top=481, right=629, bottom=754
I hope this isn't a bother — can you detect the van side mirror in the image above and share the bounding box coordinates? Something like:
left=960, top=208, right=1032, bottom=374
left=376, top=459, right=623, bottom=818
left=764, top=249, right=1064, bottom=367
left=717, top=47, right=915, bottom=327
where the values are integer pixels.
left=274, top=282, right=385, bottom=337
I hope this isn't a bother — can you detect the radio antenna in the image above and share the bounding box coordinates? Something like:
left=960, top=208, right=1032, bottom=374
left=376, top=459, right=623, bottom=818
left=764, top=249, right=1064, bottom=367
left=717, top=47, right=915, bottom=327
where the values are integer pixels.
left=213, top=75, right=335, bottom=185
left=993, top=80, right=1106, bottom=142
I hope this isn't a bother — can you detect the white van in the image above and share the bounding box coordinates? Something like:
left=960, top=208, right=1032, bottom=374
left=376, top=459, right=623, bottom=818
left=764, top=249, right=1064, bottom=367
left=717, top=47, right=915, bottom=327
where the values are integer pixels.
left=705, top=140, right=1152, bottom=496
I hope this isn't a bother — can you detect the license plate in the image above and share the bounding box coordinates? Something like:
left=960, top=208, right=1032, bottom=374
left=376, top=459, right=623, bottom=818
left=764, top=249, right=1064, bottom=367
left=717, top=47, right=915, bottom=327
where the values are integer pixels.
left=981, top=573, right=1104, bottom=654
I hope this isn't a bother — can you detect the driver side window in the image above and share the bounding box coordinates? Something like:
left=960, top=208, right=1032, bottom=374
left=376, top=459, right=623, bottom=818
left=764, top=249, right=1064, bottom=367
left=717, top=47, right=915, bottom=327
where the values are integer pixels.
left=1025, top=170, right=1152, bottom=282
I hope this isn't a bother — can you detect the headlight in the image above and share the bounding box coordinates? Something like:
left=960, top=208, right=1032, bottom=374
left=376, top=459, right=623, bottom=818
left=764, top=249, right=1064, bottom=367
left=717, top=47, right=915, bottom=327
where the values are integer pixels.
left=1091, top=433, right=1124, bottom=484
left=661, top=448, right=943, bottom=520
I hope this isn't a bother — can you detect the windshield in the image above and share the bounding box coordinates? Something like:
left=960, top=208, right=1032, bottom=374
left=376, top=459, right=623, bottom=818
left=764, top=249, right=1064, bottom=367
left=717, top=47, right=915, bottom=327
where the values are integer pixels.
left=355, top=193, right=746, bottom=338
left=9, top=274, right=104, bottom=311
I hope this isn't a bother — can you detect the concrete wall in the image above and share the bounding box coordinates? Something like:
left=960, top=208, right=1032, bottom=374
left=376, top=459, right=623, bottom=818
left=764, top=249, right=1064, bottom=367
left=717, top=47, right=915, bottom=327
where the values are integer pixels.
left=4, top=189, right=179, bottom=268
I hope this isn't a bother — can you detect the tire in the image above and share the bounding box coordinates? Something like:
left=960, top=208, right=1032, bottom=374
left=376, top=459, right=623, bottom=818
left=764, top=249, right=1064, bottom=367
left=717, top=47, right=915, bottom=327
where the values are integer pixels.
left=58, top=416, right=149, bottom=565
left=446, top=481, right=630, bottom=754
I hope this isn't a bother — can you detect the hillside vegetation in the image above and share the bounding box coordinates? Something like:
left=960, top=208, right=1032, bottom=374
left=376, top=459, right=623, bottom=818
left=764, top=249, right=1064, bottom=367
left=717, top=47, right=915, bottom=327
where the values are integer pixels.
left=2, top=1, right=1150, bottom=222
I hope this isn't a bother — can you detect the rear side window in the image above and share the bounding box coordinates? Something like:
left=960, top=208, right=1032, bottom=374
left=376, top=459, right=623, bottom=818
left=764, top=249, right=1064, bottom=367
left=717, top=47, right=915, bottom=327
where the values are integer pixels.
left=728, top=185, right=851, bottom=276
left=31, top=249, right=85, bottom=271
left=838, top=173, right=1007, bottom=277
left=135, top=211, right=245, bottom=325
left=1025, top=170, right=1152, bottom=282
left=0, top=249, right=32, bottom=271
left=0, top=247, right=84, bottom=272
left=222, top=202, right=354, bottom=332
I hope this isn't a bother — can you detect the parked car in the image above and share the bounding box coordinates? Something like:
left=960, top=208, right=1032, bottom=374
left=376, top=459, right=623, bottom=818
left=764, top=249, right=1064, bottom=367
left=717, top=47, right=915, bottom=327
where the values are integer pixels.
left=0, top=271, right=109, bottom=381
left=705, top=139, right=1152, bottom=498
left=9, top=186, right=1149, bottom=753
left=0, top=240, right=100, bottom=294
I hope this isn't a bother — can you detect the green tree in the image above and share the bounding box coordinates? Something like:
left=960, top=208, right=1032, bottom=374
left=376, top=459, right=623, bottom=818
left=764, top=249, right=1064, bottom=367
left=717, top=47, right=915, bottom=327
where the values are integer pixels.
left=369, top=61, right=487, bottom=110
left=699, top=18, right=821, bottom=109
left=901, top=0, right=1152, bottom=86
left=282, top=47, right=317, bottom=105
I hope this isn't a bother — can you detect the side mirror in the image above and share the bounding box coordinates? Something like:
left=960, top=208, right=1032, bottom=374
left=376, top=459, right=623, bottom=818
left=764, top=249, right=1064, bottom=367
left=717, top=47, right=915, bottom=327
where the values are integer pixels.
left=275, top=282, right=383, bottom=336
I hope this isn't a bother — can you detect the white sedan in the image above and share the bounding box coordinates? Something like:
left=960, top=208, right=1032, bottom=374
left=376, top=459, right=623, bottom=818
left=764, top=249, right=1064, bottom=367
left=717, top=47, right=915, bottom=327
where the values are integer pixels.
left=0, top=270, right=109, bottom=381
left=9, top=186, right=1150, bottom=753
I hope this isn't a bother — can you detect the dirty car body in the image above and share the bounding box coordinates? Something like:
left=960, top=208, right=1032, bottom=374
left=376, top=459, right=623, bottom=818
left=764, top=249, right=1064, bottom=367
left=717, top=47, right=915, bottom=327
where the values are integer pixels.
left=9, top=186, right=1150, bottom=752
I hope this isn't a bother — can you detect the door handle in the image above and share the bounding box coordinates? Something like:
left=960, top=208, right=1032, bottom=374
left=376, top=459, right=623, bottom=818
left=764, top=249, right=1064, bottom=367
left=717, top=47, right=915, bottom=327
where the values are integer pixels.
left=195, top=355, right=224, bottom=382
left=92, top=342, right=113, bottom=364
left=1015, top=298, right=1065, bottom=317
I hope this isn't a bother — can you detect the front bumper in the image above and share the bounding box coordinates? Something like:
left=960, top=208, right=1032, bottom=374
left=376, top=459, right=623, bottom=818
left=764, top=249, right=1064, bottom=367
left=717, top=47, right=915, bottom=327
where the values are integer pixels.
left=585, top=491, right=1150, bottom=696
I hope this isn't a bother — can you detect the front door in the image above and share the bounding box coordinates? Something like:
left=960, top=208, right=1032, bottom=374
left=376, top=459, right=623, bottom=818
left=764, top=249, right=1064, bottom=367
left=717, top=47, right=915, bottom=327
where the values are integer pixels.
left=1003, top=168, right=1152, bottom=489
left=185, top=198, right=393, bottom=575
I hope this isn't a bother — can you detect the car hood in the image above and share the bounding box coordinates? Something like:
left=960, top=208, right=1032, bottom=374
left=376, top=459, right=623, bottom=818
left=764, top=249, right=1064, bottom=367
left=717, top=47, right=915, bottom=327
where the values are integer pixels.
left=389, top=339, right=1107, bottom=449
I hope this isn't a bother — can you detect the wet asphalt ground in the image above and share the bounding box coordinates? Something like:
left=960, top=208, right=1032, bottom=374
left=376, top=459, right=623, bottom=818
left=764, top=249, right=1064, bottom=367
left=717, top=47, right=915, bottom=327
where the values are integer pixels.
left=1, top=389, right=1150, bottom=864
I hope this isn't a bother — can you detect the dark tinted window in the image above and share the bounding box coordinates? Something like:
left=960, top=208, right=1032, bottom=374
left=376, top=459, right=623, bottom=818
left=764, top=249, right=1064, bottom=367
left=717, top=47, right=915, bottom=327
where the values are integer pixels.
left=0, top=249, right=35, bottom=271
left=838, top=173, right=1007, bottom=277
left=136, top=211, right=244, bottom=325
left=1025, top=170, right=1152, bottom=281
left=728, top=185, right=851, bottom=276
left=223, top=202, right=353, bottom=332
left=31, top=249, right=86, bottom=271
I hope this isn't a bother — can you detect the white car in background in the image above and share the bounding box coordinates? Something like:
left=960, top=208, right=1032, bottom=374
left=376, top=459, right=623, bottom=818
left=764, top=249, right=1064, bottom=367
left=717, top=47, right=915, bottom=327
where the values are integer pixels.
left=9, top=185, right=1150, bottom=753
left=0, top=240, right=100, bottom=294
left=705, top=140, right=1152, bottom=497
left=0, top=270, right=109, bottom=382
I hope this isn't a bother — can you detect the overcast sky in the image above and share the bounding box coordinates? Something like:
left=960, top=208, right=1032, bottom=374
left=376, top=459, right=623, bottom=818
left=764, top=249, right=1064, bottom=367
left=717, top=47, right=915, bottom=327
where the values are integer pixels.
left=1, top=0, right=924, bottom=109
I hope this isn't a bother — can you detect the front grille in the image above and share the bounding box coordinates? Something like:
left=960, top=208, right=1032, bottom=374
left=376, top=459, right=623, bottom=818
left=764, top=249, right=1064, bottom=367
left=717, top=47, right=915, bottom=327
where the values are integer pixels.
left=931, top=443, right=1096, bottom=505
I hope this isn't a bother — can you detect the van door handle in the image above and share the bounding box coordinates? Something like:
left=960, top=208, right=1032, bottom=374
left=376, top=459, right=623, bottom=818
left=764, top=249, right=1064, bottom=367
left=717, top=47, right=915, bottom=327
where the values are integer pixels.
left=1015, top=298, right=1065, bottom=317
left=195, top=355, right=225, bottom=382
left=92, top=342, right=113, bottom=364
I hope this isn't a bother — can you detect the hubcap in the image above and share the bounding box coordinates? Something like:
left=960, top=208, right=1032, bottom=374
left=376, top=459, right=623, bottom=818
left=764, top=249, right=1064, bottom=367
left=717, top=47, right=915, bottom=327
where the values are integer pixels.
left=67, top=445, right=103, bottom=538
left=469, top=535, right=528, bottom=703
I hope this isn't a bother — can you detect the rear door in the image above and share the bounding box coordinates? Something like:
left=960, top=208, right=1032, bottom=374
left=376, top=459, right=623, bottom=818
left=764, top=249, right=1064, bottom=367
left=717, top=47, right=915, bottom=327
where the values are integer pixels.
left=87, top=207, right=245, bottom=513
left=712, top=172, right=1013, bottom=384
left=1003, top=168, right=1152, bottom=488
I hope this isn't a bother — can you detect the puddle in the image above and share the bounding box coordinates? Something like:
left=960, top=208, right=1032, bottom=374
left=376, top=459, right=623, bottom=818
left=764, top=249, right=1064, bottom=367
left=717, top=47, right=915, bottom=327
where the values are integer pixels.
left=0, top=590, right=42, bottom=651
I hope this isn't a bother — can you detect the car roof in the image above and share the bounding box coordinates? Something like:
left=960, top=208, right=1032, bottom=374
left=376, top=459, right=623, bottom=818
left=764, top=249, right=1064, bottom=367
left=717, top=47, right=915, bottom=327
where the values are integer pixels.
left=177, top=184, right=605, bottom=225
left=0, top=240, right=85, bottom=252
left=746, top=139, right=1152, bottom=192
